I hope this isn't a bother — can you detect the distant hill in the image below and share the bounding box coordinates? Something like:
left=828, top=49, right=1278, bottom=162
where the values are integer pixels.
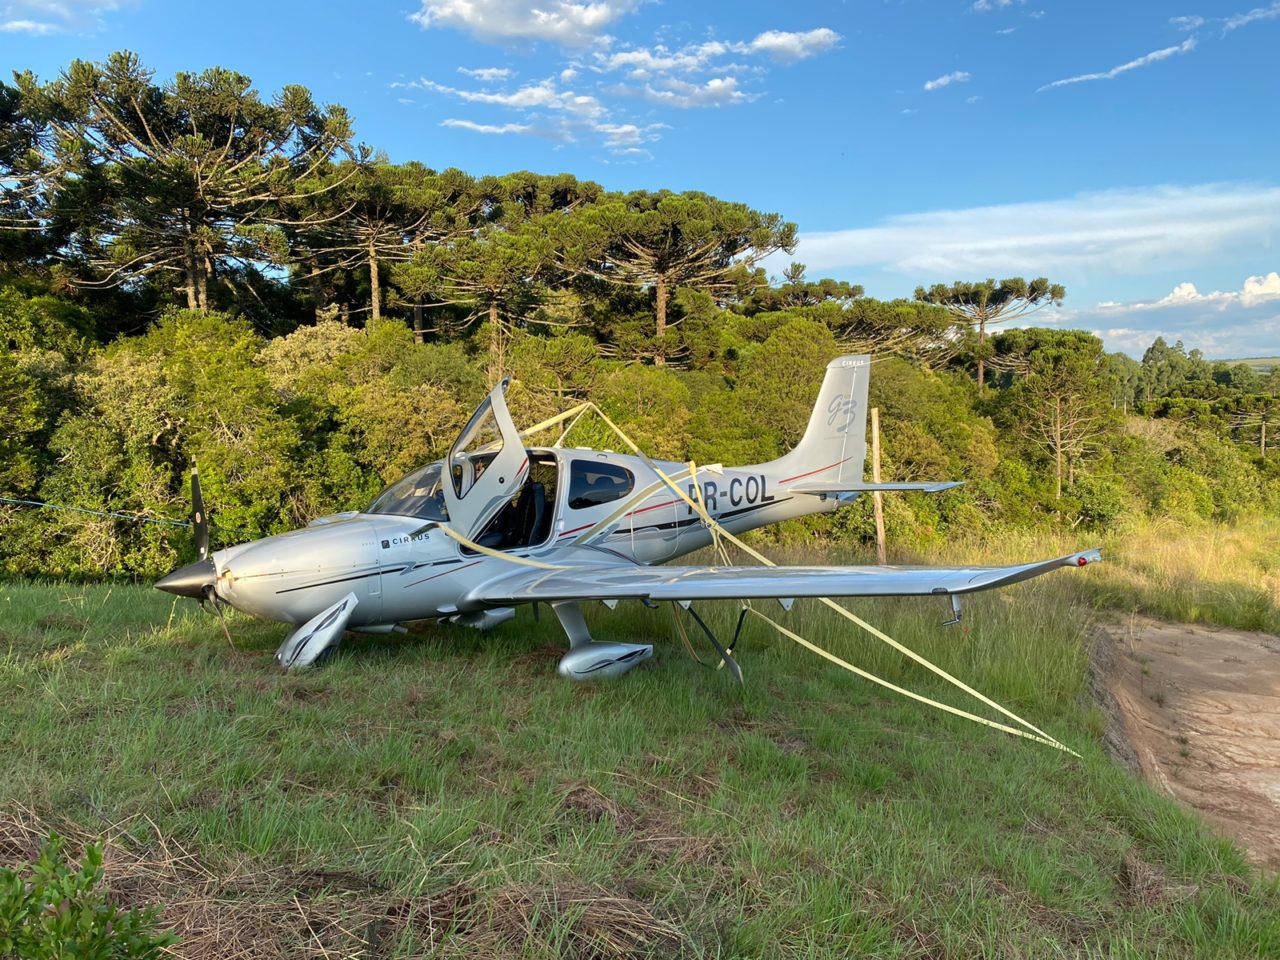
left=1221, top=357, right=1279, bottom=373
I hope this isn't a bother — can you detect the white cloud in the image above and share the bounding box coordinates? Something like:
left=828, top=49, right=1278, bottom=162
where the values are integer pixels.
left=1114, top=272, right=1280, bottom=310
left=597, top=41, right=729, bottom=77
left=1170, top=14, right=1205, bottom=30
left=441, top=118, right=535, bottom=135
left=642, top=75, right=753, bottom=108
left=1242, top=271, right=1280, bottom=304
left=0, top=17, right=52, bottom=32
left=787, top=182, right=1280, bottom=279
left=924, top=70, right=971, bottom=91
left=408, top=0, right=642, bottom=47
left=592, top=121, right=665, bottom=148
left=1096, top=281, right=1233, bottom=313
left=996, top=26, right=1017, bottom=34
left=1076, top=277, right=1280, bottom=358
left=1224, top=1, right=1280, bottom=31
left=1066, top=273, right=1280, bottom=357
left=1039, top=37, right=1196, bottom=91
left=560, top=67, right=579, bottom=82
left=972, top=0, right=1022, bottom=11
left=440, top=114, right=663, bottom=153
left=1, top=0, right=130, bottom=34
left=458, top=66, right=513, bottom=81
left=744, top=27, right=841, bottom=61
left=394, top=76, right=605, bottom=118
left=594, top=28, right=840, bottom=78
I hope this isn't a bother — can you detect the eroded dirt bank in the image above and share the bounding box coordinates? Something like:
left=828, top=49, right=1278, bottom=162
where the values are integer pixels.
left=1098, top=616, right=1280, bottom=869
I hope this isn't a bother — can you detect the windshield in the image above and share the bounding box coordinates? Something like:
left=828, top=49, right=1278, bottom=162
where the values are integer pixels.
left=366, top=462, right=449, bottom=521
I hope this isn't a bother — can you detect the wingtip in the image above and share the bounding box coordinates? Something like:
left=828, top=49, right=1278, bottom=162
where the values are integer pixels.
left=1069, top=549, right=1103, bottom=567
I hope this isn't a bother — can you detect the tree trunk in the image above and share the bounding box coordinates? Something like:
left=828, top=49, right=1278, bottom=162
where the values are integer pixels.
left=1262, top=419, right=1268, bottom=457
left=976, top=318, right=986, bottom=396
left=1054, top=395, right=1063, bottom=499
left=184, top=249, right=199, bottom=311
left=654, top=276, right=668, bottom=367
left=871, top=407, right=886, bottom=565
left=368, top=239, right=381, bottom=323
left=488, top=300, right=503, bottom=386
left=196, top=255, right=209, bottom=312
left=309, top=257, right=326, bottom=323
left=413, top=303, right=425, bottom=344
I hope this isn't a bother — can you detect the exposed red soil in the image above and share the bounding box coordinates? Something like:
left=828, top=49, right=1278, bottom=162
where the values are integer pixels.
left=1100, top=616, right=1280, bottom=869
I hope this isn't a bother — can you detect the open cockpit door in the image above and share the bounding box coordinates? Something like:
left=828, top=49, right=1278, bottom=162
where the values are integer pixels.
left=441, top=378, right=531, bottom=540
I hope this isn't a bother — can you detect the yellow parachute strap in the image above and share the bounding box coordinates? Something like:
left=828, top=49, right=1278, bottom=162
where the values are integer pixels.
left=669, top=603, right=708, bottom=665
left=687, top=459, right=749, bottom=672
left=687, top=460, right=733, bottom=568
left=749, top=607, right=1079, bottom=756
left=565, top=401, right=1073, bottom=754
left=431, top=522, right=569, bottom=570
left=518, top=402, right=592, bottom=444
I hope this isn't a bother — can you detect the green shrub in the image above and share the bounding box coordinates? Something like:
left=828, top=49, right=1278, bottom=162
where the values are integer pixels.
left=0, top=834, right=175, bottom=959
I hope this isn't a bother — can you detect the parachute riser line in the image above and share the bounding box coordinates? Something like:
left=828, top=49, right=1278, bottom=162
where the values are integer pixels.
left=547, top=400, right=1075, bottom=756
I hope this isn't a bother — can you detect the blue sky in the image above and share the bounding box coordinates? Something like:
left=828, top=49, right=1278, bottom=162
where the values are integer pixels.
left=3, top=0, right=1279, bottom=358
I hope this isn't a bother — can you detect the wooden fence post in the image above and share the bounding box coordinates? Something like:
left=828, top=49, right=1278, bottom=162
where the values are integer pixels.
left=871, top=406, right=887, bottom=565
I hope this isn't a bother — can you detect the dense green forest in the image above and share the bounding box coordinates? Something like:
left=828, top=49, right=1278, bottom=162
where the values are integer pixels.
left=1, top=52, right=1277, bottom=577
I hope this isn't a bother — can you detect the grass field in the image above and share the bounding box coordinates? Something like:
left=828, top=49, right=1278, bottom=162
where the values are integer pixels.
left=2, top=523, right=1279, bottom=958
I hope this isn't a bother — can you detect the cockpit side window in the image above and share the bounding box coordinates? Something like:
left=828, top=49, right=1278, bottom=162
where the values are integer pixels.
left=567, top=461, right=635, bottom=510
left=366, top=462, right=449, bottom=520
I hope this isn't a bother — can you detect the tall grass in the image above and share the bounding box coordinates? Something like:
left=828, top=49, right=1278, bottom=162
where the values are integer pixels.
left=807, top=515, right=1280, bottom=635
left=1, top=546, right=1278, bottom=957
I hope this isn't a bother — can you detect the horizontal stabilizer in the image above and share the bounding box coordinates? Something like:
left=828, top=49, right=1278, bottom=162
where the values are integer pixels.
left=789, top=480, right=964, bottom=495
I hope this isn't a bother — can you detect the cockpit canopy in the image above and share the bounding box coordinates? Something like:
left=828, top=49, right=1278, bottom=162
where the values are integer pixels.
left=366, top=461, right=448, bottom=521
left=364, top=378, right=528, bottom=536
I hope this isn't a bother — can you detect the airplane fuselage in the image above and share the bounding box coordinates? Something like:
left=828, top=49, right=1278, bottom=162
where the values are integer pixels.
left=208, top=447, right=852, bottom=629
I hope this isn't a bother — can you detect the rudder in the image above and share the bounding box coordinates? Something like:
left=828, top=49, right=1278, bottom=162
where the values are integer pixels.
left=771, top=355, right=870, bottom=485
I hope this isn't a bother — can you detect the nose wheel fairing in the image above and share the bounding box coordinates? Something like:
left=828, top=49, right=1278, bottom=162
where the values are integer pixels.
left=276, top=592, right=359, bottom=669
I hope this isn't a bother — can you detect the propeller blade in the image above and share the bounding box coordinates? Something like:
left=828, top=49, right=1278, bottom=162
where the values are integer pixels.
left=206, top=585, right=236, bottom=650
left=191, top=461, right=209, bottom=560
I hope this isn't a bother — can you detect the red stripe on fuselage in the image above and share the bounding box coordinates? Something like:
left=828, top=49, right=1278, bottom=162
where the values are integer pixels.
left=404, top=560, right=482, bottom=588
left=626, top=497, right=680, bottom=518
left=780, top=457, right=851, bottom=485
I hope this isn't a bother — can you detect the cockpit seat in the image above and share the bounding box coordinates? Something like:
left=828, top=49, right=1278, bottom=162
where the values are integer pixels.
left=473, top=480, right=547, bottom=550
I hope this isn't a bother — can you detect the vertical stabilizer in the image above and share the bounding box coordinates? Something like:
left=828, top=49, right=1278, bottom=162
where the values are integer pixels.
left=769, top=355, right=870, bottom=485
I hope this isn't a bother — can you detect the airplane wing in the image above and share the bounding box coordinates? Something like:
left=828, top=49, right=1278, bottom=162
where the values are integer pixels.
left=462, top=549, right=1101, bottom=608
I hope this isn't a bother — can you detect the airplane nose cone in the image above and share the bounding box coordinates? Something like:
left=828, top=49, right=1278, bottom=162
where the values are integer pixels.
left=155, top=557, right=216, bottom=599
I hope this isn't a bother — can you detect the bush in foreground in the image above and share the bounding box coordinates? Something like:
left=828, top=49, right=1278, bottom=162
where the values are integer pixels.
left=0, top=834, right=175, bottom=959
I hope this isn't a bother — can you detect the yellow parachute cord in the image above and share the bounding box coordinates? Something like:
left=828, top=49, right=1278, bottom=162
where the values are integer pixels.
left=541, top=400, right=1075, bottom=756
left=749, top=607, right=1078, bottom=755
left=431, top=521, right=568, bottom=570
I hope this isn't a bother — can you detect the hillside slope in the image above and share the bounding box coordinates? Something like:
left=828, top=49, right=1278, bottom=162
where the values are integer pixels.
left=1, top=575, right=1277, bottom=958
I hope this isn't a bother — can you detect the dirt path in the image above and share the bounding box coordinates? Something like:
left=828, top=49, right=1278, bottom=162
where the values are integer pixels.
left=1099, top=616, right=1280, bottom=869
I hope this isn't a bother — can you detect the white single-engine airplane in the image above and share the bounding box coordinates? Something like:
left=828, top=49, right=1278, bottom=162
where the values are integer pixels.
left=156, top=355, right=1100, bottom=678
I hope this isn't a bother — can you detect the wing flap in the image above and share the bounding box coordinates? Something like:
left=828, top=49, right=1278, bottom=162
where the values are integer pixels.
left=465, top=550, right=1101, bottom=608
